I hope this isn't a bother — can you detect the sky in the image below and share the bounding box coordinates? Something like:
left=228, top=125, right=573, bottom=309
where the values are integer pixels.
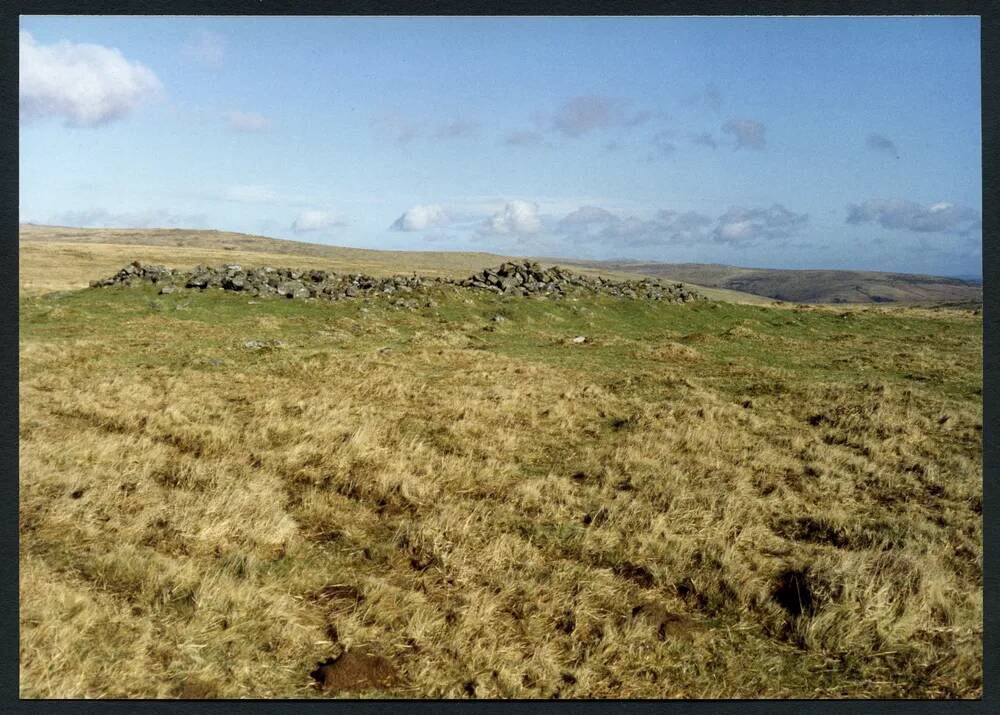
left=19, top=16, right=982, bottom=277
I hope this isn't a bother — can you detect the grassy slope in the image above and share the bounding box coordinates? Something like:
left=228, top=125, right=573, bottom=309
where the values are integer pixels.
left=554, top=259, right=984, bottom=305
left=18, top=224, right=771, bottom=304
left=20, top=282, right=982, bottom=698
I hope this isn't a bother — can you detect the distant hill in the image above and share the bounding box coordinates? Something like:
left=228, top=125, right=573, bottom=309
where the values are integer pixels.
left=549, top=259, right=983, bottom=305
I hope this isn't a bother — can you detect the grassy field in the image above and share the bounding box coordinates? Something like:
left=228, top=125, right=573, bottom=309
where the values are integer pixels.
left=19, top=272, right=982, bottom=698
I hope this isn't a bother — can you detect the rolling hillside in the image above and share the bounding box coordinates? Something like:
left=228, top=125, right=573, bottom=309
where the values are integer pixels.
left=557, top=260, right=983, bottom=305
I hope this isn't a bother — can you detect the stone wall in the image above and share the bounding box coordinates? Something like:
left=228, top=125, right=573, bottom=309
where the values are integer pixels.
left=91, top=260, right=702, bottom=303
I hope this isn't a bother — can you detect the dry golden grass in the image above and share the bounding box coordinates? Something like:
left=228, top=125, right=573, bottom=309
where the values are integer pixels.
left=19, top=268, right=982, bottom=699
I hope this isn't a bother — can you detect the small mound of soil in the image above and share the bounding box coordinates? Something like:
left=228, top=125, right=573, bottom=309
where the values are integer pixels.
left=722, top=325, right=760, bottom=340
left=310, top=650, right=401, bottom=693
left=645, top=341, right=701, bottom=362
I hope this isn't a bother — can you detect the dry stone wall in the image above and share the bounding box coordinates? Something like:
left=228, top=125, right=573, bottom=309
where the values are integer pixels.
left=91, top=260, right=702, bottom=303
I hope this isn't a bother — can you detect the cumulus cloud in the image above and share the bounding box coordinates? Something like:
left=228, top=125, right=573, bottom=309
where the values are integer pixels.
left=503, top=130, right=547, bottom=148
left=557, top=206, right=713, bottom=246
left=722, top=118, right=766, bottom=149
left=481, top=201, right=541, bottom=235
left=551, top=96, right=651, bottom=137
left=182, top=29, right=225, bottom=67
left=390, top=204, right=450, bottom=231
left=291, top=210, right=347, bottom=233
left=48, top=208, right=207, bottom=229
left=691, top=132, right=718, bottom=149
left=19, top=30, right=162, bottom=127
left=434, top=119, right=481, bottom=139
left=846, top=199, right=980, bottom=235
left=226, top=110, right=271, bottom=132
left=866, top=133, right=899, bottom=157
left=713, top=204, right=807, bottom=242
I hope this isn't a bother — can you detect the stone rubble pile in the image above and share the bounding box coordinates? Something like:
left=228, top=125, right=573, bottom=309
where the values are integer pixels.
left=91, top=260, right=702, bottom=304
left=90, top=262, right=442, bottom=301
left=459, top=261, right=697, bottom=301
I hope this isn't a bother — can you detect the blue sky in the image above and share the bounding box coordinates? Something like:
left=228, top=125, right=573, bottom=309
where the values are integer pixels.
left=19, top=16, right=982, bottom=277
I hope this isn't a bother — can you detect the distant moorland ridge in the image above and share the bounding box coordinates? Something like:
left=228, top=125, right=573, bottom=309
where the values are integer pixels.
left=20, top=224, right=981, bottom=305
left=542, top=258, right=983, bottom=305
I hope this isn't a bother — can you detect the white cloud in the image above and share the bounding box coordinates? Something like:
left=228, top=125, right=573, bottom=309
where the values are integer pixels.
left=291, top=210, right=346, bottom=233
left=19, top=30, right=162, bottom=127
left=182, top=29, right=225, bottom=67
left=390, top=204, right=450, bottom=231
left=226, top=110, right=272, bottom=132
left=481, top=200, right=542, bottom=235
left=221, top=185, right=280, bottom=204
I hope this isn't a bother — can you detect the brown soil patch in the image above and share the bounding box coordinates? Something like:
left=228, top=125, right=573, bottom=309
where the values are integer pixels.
left=310, top=650, right=401, bottom=693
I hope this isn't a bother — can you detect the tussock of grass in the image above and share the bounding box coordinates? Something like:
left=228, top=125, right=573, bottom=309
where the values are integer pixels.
left=19, top=283, right=982, bottom=698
